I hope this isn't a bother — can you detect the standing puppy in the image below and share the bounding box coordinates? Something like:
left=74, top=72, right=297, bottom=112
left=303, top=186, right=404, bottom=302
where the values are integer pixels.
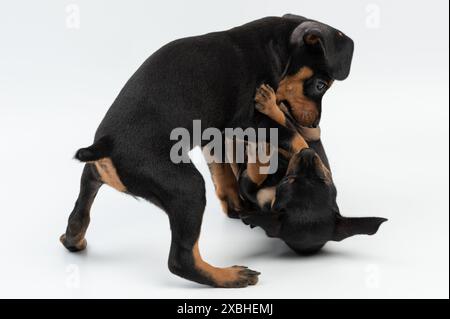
left=61, top=15, right=354, bottom=288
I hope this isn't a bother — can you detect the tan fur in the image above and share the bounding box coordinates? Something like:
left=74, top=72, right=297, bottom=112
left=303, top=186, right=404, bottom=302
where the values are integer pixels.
left=291, top=135, right=309, bottom=153
left=93, top=157, right=126, bottom=192
left=229, top=162, right=239, bottom=178
left=246, top=143, right=271, bottom=186
left=267, top=108, right=286, bottom=126
left=255, top=84, right=287, bottom=127
left=209, top=162, right=241, bottom=214
left=193, top=241, right=258, bottom=287
left=59, top=234, right=87, bottom=251
left=256, top=187, right=276, bottom=208
left=276, top=67, right=318, bottom=127
left=247, top=161, right=268, bottom=186
left=299, top=126, right=321, bottom=142
left=255, top=84, right=314, bottom=158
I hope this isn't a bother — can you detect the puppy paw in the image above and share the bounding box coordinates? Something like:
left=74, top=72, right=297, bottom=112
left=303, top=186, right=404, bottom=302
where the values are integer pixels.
left=60, top=234, right=87, bottom=252
left=219, top=195, right=244, bottom=219
left=214, top=266, right=260, bottom=288
left=255, top=84, right=277, bottom=115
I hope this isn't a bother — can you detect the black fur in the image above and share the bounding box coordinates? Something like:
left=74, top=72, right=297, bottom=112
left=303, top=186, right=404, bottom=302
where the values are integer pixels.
left=74, top=136, right=112, bottom=162
left=61, top=15, right=355, bottom=287
left=240, top=147, right=387, bottom=255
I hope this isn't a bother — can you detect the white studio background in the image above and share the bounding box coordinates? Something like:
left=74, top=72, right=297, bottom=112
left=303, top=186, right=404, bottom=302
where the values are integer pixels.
left=0, top=0, right=448, bottom=298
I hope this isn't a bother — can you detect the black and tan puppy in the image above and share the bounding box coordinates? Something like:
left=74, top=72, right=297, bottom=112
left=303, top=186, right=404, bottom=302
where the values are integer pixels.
left=238, top=85, right=387, bottom=255
left=61, top=15, right=354, bottom=288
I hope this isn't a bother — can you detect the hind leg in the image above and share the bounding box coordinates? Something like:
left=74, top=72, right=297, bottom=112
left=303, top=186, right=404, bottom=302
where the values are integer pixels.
left=60, top=164, right=102, bottom=252
left=132, top=160, right=260, bottom=288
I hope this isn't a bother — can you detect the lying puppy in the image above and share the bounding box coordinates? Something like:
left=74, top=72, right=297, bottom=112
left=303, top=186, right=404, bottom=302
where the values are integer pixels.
left=61, top=15, right=355, bottom=288
left=238, top=85, right=387, bottom=255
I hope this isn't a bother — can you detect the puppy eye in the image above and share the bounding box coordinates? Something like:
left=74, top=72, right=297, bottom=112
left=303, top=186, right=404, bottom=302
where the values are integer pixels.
left=316, top=80, right=328, bottom=92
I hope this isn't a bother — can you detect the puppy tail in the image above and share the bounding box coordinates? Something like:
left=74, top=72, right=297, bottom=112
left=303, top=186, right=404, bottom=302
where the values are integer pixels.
left=74, top=136, right=112, bottom=162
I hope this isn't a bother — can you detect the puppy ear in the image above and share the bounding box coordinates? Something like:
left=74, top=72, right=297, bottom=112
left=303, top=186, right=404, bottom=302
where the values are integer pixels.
left=290, top=21, right=354, bottom=80
left=332, top=215, right=387, bottom=242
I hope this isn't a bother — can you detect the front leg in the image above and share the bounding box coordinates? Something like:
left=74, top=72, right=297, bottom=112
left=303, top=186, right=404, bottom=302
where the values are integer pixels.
left=255, top=84, right=294, bottom=130
left=255, top=84, right=308, bottom=154
left=208, top=162, right=242, bottom=219
left=238, top=142, right=282, bottom=211
left=237, top=144, right=270, bottom=208
left=239, top=84, right=310, bottom=208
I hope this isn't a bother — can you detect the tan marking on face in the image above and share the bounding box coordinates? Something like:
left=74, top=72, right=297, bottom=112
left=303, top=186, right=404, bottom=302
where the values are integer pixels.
left=276, top=66, right=318, bottom=127
left=193, top=241, right=258, bottom=287
left=256, top=187, right=276, bottom=208
left=208, top=162, right=241, bottom=214
left=299, top=126, right=321, bottom=142
left=93, top=157, right=126, bottom=192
